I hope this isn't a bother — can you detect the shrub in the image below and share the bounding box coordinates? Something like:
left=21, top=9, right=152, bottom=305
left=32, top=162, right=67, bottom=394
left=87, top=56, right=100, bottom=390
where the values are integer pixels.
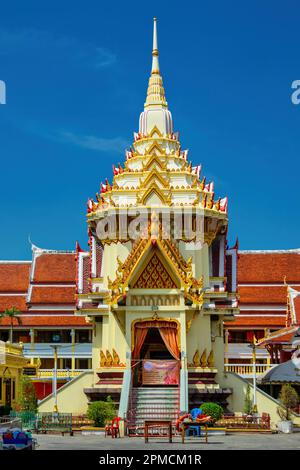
left=15, top=375, right=37, bottom=412
left=244, top=384, right=252, bottom=415
left=87, top=396, right=116, bottom=427
left=277, top=384, right=299, bottom=421
left=200, top=402, right=223, bottom=423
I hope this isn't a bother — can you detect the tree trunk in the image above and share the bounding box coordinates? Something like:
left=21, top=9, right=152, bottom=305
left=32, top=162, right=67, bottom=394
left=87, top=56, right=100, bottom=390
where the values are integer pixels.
left=10, top=319, right=13, bottom=343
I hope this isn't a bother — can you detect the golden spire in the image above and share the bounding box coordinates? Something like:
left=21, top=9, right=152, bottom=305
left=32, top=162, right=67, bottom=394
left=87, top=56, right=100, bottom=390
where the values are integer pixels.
left=151, top=17, right=160, bottom=74
left=145, top=17, right=168, bottom=108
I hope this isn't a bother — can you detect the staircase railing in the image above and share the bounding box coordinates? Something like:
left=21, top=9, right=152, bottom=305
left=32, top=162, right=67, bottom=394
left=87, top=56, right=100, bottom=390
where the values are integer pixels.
left=118, top=354, right=132, bottom=419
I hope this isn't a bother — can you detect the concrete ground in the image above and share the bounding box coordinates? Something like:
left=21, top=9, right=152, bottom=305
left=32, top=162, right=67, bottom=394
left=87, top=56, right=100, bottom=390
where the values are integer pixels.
left=33, top=432, right=300, bottom=450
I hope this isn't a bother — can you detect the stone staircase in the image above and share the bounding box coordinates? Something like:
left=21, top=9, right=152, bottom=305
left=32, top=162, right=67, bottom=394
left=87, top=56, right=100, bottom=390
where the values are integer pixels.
left=127, top=387, right=179, bottom=432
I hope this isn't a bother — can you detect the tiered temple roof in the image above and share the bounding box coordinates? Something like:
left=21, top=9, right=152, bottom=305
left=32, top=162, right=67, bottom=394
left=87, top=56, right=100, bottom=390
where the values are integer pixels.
left=86, top=19, right=227, bottom=220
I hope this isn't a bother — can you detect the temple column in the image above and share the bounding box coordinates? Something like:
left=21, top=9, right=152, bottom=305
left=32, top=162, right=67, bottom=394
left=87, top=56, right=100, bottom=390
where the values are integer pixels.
left=29, top=328, right=35, bottom=365
left=180, top=309, right=188, bottom=412
left=71, top=329, right=76, bottom=371
left=224, top=328, right=229, bottom=365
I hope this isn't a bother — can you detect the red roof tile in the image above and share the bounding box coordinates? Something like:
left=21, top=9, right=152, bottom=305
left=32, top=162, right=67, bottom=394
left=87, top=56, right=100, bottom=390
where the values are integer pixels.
left=30, top=286, right=75, bottom=304
left=0, top=295, right=28, bottom=312
left=238, top=252, right=300, bottom=283
left=0, top=315, right=88, bottom=327
left=239, top=286, right=287, bottom=304
left=225, top=316, right=286, bottom=327
left=0, top=263, right=31, bottom=292
left=33, top=254, right=76, bottom=283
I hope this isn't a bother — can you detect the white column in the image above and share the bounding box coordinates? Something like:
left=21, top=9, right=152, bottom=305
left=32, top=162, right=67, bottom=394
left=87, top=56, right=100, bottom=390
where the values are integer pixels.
left=180, top=310, right=188, bottom=412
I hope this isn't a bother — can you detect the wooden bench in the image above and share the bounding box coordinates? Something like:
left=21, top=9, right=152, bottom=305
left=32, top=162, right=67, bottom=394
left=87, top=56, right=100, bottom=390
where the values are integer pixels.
left=72, top=415, right=94, bottom=432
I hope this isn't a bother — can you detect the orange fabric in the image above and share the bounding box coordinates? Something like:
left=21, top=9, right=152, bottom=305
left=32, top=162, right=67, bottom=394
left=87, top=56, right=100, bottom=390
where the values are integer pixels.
left=133, top=321, right=180, bottom=360
left=159, top=325, right=180, bottom=360
left=132, top=327, right=148, bottom=360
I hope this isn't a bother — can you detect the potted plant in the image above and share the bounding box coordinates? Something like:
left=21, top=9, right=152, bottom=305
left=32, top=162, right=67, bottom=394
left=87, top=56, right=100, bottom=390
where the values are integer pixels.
left=277, top=384, right=299, bottom=433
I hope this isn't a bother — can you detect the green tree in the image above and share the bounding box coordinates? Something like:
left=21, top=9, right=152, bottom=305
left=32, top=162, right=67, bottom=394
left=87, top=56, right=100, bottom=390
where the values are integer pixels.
left=87, top=396, right=116, bottom=427
left=244, top=384, right=252, bottom=414
left=277, top=384, right=299, bottom=421
left=15, top=375, right=38, bottom=412
left=0, top=307, right=22, bottom=343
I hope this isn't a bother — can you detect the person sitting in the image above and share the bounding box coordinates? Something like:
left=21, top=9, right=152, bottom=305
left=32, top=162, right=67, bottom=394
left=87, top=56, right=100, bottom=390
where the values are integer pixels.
left=186, top=408, right=203, bottom=437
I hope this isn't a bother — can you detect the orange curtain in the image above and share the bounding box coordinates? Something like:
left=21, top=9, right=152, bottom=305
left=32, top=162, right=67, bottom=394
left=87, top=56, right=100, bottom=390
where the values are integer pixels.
left=132, top=327, right=148, bottom=360
left=158, top=325, right=180, bottom=360
left=133, top=321, right=180, bottom=361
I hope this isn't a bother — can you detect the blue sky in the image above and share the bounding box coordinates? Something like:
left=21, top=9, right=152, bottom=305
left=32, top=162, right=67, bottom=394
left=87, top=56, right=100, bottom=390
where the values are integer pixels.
left=0, top=0, right=299, bottom=259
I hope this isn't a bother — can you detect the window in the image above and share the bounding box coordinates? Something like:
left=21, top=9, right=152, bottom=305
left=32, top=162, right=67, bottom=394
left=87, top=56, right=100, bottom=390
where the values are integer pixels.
left=75, top=330, right=91, bottom=343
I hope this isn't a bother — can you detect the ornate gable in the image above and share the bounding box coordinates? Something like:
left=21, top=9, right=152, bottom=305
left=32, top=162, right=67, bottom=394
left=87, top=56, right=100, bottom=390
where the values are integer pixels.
left=132, top=253, right=177, bottom=289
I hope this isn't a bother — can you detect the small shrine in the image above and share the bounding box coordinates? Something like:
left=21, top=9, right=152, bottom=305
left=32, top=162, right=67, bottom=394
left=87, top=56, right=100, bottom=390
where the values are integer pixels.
left=75, top=18, right=238, bottom=423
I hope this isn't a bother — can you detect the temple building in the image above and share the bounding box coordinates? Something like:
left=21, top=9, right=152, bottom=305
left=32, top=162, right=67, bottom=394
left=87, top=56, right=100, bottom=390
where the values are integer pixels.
left=0, top=250, right=92, bottom=400
left=0, top=19, right=299, bottom=424
left=225, top=249, right=300, bottom=377
left=72, top=18, right=239, bottom=421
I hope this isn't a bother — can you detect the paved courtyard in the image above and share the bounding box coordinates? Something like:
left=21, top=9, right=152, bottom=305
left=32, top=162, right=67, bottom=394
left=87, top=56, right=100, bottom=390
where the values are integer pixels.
left=33, top=432, right=300, bottom=450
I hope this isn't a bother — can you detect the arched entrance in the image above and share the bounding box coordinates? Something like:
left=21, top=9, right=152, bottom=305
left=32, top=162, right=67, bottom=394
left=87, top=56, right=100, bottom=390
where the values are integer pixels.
left=132, top=320, right=180, bottom=387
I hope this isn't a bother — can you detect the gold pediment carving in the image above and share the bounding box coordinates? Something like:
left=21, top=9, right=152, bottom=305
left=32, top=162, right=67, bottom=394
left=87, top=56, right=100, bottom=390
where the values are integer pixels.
left=143, top=154, right=167, bottom=172
left=149, top=126, right=163, bottom=138
left=146, top=141, right=166, bottom=156
left=132, top=252, right=178, bottom=289
left=138, top=184, right=169, bottom=206
left=142, top=169, right=169, bottom=190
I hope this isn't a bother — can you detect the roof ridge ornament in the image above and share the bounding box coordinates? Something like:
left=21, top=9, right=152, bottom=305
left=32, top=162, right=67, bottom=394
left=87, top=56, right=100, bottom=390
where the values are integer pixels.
left=144, top=18, right=168, bottom=109
left=151, top=17, right=160, bottom=74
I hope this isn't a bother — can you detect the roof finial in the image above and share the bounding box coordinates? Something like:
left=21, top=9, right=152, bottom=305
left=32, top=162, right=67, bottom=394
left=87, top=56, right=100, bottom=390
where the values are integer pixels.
left=151, top=17, right=159, bottom=74
left=145, top=17, right=167, bottom=108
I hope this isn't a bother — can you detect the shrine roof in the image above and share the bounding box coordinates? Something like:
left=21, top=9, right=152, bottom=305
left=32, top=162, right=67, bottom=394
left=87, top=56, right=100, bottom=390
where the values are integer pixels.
left=257, top=326, right=299, bottom=347
left=260, top=359, right=300, bottom=384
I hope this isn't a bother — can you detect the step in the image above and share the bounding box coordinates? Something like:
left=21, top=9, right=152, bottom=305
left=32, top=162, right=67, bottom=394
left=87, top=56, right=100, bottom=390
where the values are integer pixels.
left=134, top=404, right=178, bottom=409
left=133, top=409, right=179, bottom=415
left=134, top=393, right=179, bottom=398
left=132, top=388, right=179, bottom=395
left=128, top=386, right=180, bottom=427
left=134, top=399, right=178, bottom=404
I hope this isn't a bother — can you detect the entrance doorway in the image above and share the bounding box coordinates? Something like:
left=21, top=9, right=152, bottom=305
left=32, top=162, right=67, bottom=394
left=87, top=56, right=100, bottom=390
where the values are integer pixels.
left=132, top=321, right=180, bottom=387
left=140, top=328, right=174, bottom=360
